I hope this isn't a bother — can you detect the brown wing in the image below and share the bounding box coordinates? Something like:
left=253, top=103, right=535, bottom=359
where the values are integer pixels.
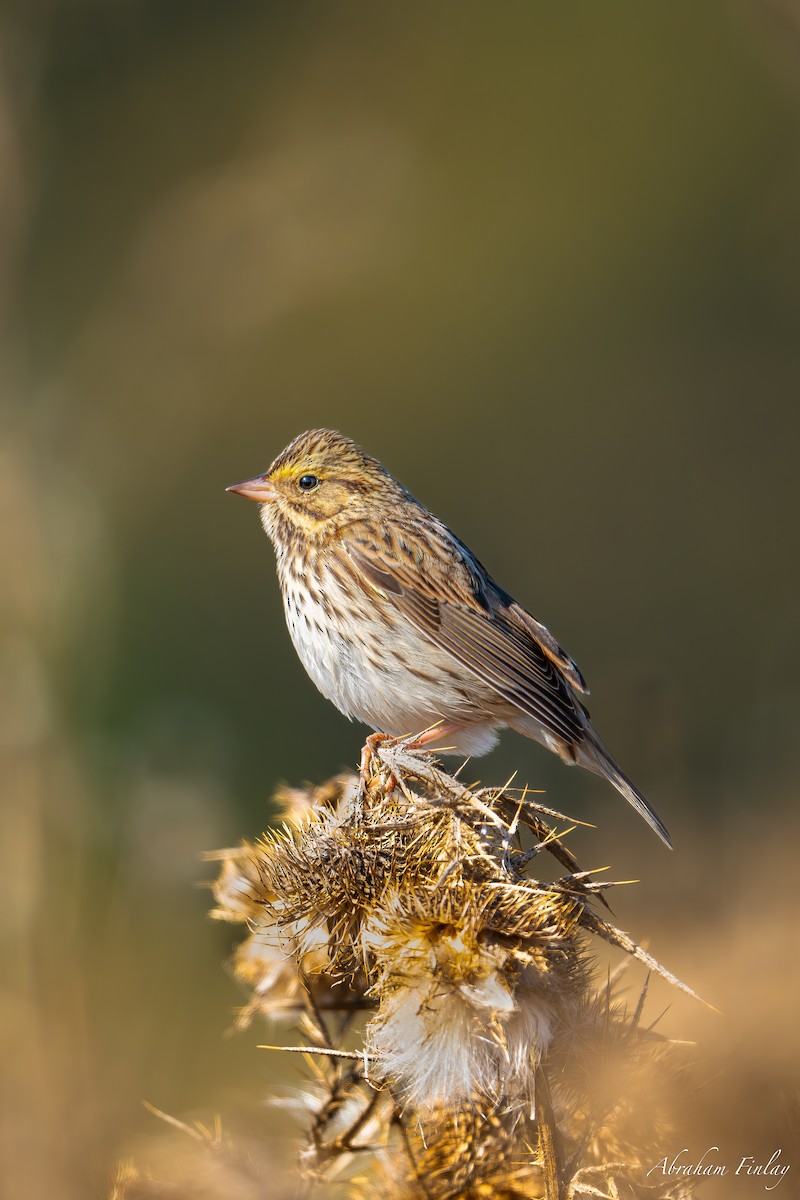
left=342, top=520, right=588, bottom=749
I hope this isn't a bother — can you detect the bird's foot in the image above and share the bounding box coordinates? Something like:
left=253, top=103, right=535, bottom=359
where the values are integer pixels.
left=359, top=731, right=391, bottom=777
left=354, top=732, right=392, bottom=821
left=353, top=725, right=461, bottom=824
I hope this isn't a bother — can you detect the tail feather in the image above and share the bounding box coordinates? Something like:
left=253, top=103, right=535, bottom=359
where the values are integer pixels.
left=579, top=736, right=672, bottom=850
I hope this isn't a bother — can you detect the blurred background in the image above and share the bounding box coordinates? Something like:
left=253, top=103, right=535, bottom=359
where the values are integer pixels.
left=1, top=2, right=799, bottom=1196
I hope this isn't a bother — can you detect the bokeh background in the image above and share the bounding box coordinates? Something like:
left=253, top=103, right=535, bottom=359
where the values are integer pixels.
left=2, top=2, right=800, bottom=1196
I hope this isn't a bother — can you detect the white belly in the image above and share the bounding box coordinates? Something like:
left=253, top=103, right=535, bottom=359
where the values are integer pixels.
left=280, top=568, right=498, bottom=754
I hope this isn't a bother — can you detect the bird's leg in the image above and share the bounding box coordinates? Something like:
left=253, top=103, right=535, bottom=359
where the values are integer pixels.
left=405, top=721, right=466, bottom=753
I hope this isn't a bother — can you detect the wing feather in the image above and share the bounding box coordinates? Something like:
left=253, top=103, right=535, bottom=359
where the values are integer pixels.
left=343, top=524, right=586, bottom=748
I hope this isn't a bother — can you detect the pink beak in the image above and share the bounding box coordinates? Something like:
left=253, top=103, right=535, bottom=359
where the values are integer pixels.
left=226, top=474, right=279, bottom=503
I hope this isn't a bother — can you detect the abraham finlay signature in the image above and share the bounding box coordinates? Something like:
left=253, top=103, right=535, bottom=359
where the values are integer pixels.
left=647, top=1147, right=791, bottom=1190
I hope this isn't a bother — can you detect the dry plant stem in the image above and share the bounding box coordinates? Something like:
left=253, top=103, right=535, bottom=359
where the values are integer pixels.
left=203, top=739, right=699, bottom=1200
left=535, top=1066, right=566, bottom=1200
left=392, top=1107, right=437, bottom=1200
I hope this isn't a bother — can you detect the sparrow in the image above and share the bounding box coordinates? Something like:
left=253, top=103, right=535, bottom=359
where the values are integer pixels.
left=227, top=429, right=671, bottom=847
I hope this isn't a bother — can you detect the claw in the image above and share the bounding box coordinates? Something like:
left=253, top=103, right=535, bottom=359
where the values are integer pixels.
left=354, top=732, right=391, bottom=821
left=359, top=731, right=391, bottom=779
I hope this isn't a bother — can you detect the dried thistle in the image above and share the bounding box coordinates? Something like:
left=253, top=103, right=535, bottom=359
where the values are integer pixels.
left=206, top=741, right=699, bottom=1199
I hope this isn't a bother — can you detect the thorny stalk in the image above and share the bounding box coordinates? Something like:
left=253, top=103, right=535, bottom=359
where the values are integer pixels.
left=214, top=741, right=699, bottom=1198
left=117, top=740, right=700, bottom=1200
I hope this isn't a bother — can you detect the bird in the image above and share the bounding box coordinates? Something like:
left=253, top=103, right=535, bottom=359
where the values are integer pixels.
left=227, top=428, right=671, bottom=848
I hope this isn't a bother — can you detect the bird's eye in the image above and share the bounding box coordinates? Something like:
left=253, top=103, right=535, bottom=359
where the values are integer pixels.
left=297, top=474, right=319, bottom=492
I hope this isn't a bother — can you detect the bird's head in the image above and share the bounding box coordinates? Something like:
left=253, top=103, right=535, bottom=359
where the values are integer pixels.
left=227, top=428, right=409, bottom=544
